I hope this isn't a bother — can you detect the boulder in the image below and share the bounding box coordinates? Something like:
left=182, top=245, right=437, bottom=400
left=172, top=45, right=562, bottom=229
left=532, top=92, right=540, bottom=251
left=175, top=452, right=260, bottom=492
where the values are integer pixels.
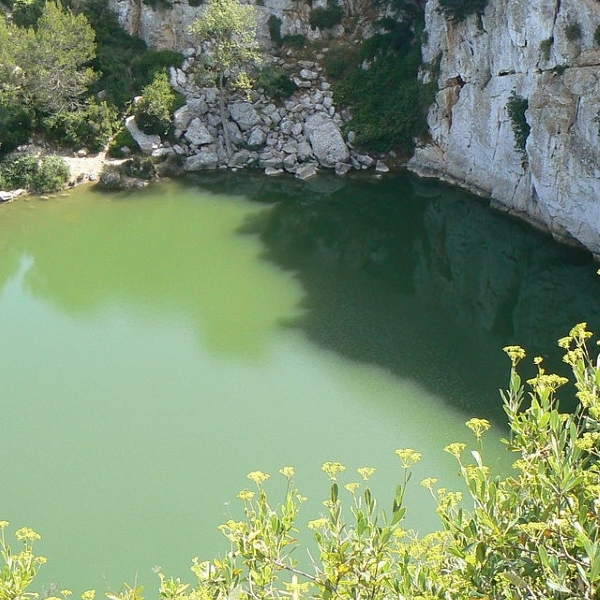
left=184, top=150, right=219, bottom=171
left=173, top=104, right=194, bottom=131
left=184, top=118, right=214, bottom=146
left=295, top=163, right=318, bottom=180
left=304, top=113, right=349, bottom=168
left=229, top=102, right=261, bottom=131
left=247, top=126, right=267, bottom=147
left=125, top=116, right=161, bottom=155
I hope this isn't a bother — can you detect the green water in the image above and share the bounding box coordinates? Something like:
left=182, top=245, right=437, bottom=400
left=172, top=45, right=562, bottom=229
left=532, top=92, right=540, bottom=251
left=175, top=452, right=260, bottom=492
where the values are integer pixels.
left=1, top=173, right=599, bottom=595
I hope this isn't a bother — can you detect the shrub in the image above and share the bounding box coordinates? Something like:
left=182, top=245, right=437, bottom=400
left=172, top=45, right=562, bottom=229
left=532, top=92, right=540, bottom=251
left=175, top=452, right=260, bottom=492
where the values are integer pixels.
left=41, top=101, right=118, bottom=153
left=323, top=45, right=357, bottom=80
left=438, top=0, right=488, bottom=23
left=0, top=153, right=69, bottom=192
left=142, top=0, right=173, bottom=7
left=595, top=25, right=600, bottom=46
left=188, top=0, right=204, bottom=5
left=268, top=14, right=282, bottom=46
left=506, top=91, right=530, bottom=156
left=31, top=155, right=70, bottom=193
left=565, top=21, right=582, bottom=42
left=280, top=33, right=307, bottom=49
left=257, top=66, right=297, bottom=101
left=134, top=72, right=185, bottom=136
left=309, top=0, right=344, bottom=30
left=539, top=37, right=553, bottom=61
left=146, top=324, right=600, bottom=600
left=107, top=127, right=140, bottom=158
left=82, top=0, right=148, bottom=107
left=0, top=154, right=40, bottom=189
left=131, top=49, right=184, bottom=90
left=333, top=24, right=429, bottom=152
left=0, top=99, right=33, bottom=156
left=122, top=157, right=156, bottom=180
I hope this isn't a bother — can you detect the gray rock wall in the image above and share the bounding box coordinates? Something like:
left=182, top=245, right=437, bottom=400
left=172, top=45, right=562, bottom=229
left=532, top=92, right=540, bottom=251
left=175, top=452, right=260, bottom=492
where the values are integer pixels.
left=409, top=0, right=600, bottom=257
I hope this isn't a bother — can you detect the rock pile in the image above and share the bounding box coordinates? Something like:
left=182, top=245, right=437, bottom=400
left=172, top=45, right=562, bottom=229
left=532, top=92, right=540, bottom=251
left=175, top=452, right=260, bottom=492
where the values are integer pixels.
left=125, top=52, right=388, bottom=180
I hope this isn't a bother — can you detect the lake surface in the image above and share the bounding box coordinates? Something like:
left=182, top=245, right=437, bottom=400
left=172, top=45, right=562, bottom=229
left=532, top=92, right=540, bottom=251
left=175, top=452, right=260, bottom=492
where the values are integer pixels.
left=1, top=172, right=599, bottom=595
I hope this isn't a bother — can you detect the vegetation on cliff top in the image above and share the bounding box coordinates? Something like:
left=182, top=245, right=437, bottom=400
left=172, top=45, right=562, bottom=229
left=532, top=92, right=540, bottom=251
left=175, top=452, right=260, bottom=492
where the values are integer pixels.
left=4, top=322, right=600, bottom=598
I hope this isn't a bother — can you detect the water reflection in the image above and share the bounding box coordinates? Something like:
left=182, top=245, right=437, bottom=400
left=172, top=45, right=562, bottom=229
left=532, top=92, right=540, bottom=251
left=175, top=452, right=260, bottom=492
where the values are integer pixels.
left=192, top=171, right=600, bottom=420
left=0, top=185, right=305, bottom=359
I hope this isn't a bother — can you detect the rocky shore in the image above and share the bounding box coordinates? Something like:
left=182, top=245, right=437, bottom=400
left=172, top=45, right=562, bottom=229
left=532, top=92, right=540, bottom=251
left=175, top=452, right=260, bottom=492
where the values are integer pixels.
left=125, top=51, right=390, bottom=180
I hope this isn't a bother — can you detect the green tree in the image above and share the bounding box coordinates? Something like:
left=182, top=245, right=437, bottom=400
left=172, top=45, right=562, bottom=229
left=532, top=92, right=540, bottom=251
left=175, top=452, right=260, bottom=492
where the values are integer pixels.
left=188, top=0, right=262, bottom=158
left=0, top=2, right=97, bottom=115
left=20, top=1, right=97, bottom=113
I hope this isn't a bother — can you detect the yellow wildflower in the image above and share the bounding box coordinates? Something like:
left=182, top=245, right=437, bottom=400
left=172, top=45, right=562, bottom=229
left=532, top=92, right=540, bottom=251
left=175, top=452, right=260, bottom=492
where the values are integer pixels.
left=247, top=471, right=270, bottom=485
left=321, top=461, right=346, bottom=480
left=356, top=467, right=376, bottom=481
left=395, top=449, right=422, bottom=468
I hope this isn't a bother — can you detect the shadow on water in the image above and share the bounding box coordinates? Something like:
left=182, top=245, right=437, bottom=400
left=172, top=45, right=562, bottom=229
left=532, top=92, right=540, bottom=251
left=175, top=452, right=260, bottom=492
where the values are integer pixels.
left=189, top=170, right=600, bottom=424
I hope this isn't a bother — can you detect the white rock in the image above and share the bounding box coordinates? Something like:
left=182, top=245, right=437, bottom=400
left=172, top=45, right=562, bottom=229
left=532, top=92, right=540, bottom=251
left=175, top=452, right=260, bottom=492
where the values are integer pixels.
left=229, top=102, right=261, bottom=131
left=125, top=116, right=161, bottom=155
left=295, top=163, right=318, bottom=180
left=247, top=127, right=267, bottom=147
left=184, top=151, right=218, bottom=171
left=184, top=118, right=214, bottom=146
left=304, top=113, right=350, bottom=168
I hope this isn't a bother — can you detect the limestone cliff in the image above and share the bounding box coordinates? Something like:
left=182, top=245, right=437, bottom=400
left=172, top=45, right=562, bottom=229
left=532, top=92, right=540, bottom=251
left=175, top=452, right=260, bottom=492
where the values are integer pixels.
left=409, top=0, right=600, bottom=257
left=106, top=0, right=360, bottom=50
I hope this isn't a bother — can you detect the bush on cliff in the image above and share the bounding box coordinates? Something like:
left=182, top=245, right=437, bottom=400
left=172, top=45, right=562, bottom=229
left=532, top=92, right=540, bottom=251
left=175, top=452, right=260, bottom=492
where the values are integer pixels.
left=135, top=72, right=185, bottom=136
left=4, top=322, right=600, bottom=599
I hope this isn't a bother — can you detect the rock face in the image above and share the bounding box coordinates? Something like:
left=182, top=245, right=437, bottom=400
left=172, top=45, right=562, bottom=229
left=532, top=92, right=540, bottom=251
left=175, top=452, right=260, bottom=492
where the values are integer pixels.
left=106, top=0, right=368, bottom=50
left=409, top=0, right=600, bottom=257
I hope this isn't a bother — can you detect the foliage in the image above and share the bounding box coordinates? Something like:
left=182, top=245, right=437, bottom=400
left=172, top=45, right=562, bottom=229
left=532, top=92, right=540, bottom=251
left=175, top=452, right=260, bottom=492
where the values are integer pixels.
left=188, top=0, right=262, bottom=90
left=131, top=50, right=184, bottom=91
left=41, top=100, right=118, bottom=153
left=11, top=0, right=44, bottom=28
left=147, top=323, right=600, bottom=600
left=18, top=1, right=97, bottom=113
left=82, top=1, right=181, bottom=109
left=0, top=153, right=69, bottom=192
left=540, top=37, right=553, bottom=61
left=267, top=14, right=282, bottom=46
left=309, top=0, right=344, bottom=30
left=188, top=0, right=204, bottom=6
left=0, top=93, right=33, bottom=155
left=0, top=521, right=46, bottom=600
left=142, top=0, right=173, bottom=7
left=280, top=33, right=306, bottom=49
left=135, top=72, right=184, bottom=136
left=507, top=91, right=530, bottom=157
left=332, top=15, right=431, bottom=152
left=189, top=0, right=261, bottom=156
left=107, top=126, right=140, bottom=158
left=257, top=66, right=297, bottom=101
left=565, top=21, right=582, bottom=42
left=0, top=1, right=97, bottom=119
left=438, top=0, right=488, bottom=23
left=31, top=154, right=70, bottom=192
